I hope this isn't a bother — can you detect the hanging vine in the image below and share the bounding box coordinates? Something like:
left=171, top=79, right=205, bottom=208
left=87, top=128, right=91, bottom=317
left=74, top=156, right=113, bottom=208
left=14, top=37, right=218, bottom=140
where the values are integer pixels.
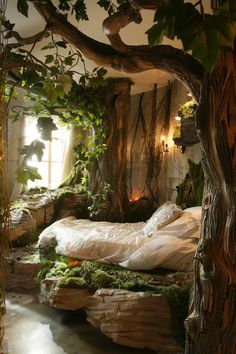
left=128, top=83, right=172, bottom=208
left=0, top=0, right=10, bottom=351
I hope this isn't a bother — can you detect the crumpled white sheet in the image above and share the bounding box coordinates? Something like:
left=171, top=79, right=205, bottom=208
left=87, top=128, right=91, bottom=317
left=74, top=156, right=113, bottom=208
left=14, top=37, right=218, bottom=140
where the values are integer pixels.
left=38, top=208, right=201, bottom=271
left=38, top=216, right=147, bottom=263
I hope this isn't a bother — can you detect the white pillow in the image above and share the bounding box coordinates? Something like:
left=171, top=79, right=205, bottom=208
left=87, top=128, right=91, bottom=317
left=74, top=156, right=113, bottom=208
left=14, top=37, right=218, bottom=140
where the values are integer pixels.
left=119, top=235, right=197, bottom=272
left=184, top=206, right=202, bottom=220
left=157, top=210, right=200, bottom=239
left=143, top=202, right=182, bottom=237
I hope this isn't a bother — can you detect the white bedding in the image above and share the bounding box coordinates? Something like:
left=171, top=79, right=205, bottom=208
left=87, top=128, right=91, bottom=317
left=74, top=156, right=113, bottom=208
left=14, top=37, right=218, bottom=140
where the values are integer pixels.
left=38, top=205, right=202, bottom=272
left=38, top=217, right=147, bottom=263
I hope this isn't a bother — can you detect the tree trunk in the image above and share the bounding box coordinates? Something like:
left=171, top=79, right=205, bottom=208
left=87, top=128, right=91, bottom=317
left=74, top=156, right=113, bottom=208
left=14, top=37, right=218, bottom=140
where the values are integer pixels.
left=99, top=79, right=132, bottom=221
left=185, top=48, right=236, bottom=354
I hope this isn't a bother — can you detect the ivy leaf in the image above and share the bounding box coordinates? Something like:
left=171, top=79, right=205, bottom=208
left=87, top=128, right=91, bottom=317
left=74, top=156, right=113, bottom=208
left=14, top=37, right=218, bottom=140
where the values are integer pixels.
left=64, top=56, right=75, bottom=66
left=16, top=165, right=42, bottom=185
left=22, top=70, right=41, bottom=87
left=97, top=0, right=110, bottom=11
left=58, top=0, right=70, bottom=11
left=55, top=40, right=67, bottom=48
left=73, top=0, right=89, bottom=21
left=43, top=79, right=57, bottom=103
left=37, top=117, right=58, bottom=141
left=57, top=74, right=73, bottom=95
left=45, top=55, right=54, bottom=64
left=17, top=0, right=29, bottom=17
left=41, top=42, right=55, bottom=50
left=19, top=139, right=45, bottom=162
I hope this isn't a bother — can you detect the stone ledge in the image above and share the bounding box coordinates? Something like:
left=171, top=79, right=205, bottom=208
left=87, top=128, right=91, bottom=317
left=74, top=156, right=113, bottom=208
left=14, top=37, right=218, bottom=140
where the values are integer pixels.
left=40, top=278, right=184, bottom=353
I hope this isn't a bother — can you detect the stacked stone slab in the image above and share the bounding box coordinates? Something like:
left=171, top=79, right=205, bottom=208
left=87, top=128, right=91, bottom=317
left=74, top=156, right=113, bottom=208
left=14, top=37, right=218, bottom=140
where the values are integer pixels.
left=40, top=278, right=184, bottom=353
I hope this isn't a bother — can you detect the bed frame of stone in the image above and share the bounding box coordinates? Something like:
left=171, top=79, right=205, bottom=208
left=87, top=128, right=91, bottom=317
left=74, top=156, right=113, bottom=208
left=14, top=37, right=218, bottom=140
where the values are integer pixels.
left=5, top=190, right=193, bottom=354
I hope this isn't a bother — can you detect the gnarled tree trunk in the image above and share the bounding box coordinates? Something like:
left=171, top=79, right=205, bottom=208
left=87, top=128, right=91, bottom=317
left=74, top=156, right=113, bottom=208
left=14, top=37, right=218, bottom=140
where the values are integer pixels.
left=101, top=79, right=132, bottom=221
left=185, top=48, right=236, bottom=354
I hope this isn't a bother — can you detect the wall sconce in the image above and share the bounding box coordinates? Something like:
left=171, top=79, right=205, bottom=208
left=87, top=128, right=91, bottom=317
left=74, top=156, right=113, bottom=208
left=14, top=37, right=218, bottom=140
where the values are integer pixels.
left=161, top=135, right=169, bottom=152
left=175, top=116, right=181, bottom=122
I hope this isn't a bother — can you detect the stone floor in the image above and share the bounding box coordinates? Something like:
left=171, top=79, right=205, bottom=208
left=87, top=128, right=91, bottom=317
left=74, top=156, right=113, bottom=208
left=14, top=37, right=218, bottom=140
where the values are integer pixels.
left=3, top=292, right=155, bottom=354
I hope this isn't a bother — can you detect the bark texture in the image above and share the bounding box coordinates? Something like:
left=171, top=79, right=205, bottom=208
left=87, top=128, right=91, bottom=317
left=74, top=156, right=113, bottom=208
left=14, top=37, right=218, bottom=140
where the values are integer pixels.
left=32, top=1, right=204, bottom=101
left=185, top=48, right=236, bottom=354
left=101, top=79, right=132, bottom=221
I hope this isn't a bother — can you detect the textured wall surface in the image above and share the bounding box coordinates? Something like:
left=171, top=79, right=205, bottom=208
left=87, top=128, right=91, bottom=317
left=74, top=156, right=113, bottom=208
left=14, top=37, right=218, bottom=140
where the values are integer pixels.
left=128, top=80, right=202, bottom=205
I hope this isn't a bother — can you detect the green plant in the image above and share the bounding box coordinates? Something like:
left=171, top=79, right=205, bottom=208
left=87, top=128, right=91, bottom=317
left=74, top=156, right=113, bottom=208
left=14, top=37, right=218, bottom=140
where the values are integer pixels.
left=88, top=182, right=111, bottom=217
left=178, top=99, right=197, bottom=120
left=147, top=0, right=236, bottom=71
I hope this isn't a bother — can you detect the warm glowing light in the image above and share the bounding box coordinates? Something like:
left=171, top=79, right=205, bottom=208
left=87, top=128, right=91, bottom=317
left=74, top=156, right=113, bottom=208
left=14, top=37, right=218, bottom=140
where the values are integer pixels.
left=175, top=116, right=181, bottom=121
left=129, top=195, right=140, bottom=202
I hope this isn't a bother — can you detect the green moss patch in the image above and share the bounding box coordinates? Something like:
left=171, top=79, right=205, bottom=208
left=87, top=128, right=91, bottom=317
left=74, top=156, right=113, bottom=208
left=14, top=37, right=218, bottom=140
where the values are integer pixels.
left=38, top=258, right=192, bottom=346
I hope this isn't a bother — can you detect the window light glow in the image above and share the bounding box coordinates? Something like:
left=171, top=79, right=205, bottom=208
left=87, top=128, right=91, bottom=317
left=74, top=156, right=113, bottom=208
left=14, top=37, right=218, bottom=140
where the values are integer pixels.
left=24, top=116, right=71, bottom=189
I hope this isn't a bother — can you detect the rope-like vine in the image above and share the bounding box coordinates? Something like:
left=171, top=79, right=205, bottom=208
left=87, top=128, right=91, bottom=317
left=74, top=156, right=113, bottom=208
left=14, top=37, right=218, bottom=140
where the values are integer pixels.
left=0, top=0, right=10, bottom=351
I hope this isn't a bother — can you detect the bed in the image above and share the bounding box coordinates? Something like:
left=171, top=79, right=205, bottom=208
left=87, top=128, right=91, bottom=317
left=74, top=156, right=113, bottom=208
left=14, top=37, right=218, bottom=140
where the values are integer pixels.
left=38, top=202, right=201, bottom=272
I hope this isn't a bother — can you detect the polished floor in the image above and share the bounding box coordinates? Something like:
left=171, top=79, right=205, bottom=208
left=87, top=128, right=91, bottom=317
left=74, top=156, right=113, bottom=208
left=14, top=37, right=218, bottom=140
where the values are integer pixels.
left=3, top=292, right=155, bottom=354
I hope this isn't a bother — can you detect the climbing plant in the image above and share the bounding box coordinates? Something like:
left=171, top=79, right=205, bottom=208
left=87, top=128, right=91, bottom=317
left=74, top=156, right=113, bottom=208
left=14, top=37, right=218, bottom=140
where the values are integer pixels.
left=5, top=28, right=108, bottom=187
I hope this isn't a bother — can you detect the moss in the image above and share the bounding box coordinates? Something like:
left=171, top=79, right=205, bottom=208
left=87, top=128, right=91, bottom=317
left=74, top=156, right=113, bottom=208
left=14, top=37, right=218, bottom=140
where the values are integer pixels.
left=56, top=276, right=89, bottom=289
left=178, top=99, right=197, bottom=120
left=38, top=258, right=192, bottom=347
left=39, top=238, right=57, bottom=263
left=90, top=269, right=116, bottom=288
left=162, top=282, right=191, bottom=347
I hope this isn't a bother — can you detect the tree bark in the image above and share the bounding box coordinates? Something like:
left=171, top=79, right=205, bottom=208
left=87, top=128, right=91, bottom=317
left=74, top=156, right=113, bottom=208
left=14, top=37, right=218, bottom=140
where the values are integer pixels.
left=100, top=79, right=132, bottom=221
left=32, top=1, right=204, bottom=101
left=185, top=48, right=236, bottom=354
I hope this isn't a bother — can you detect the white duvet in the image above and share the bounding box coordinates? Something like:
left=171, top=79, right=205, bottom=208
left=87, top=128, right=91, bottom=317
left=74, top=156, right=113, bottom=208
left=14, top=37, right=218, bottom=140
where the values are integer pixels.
left=38, top=206, right=202, bottom=272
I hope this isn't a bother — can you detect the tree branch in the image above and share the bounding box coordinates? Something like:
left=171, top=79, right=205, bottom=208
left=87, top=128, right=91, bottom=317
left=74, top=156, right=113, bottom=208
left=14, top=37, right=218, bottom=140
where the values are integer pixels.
left=32, top=1, right=204, bottom=100
left=103, top=3, right=142, bottom=52
left=128, top=0, right=164, bottom=10
left=7, top=28, right=50, bottom=48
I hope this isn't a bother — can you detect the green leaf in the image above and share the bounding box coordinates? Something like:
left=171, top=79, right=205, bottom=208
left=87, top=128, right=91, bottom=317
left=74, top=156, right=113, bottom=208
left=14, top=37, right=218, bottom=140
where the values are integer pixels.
left=45, top=55, right=54, bottom=64
left=58, top=74, right=73, bottom=95
left=16, top=165, right=42, bottom=185
left=73, top=0, right=89, bottom=21
left=55, top=40, right=67, bottom=48
left=41, top=42, right=55, bottom=50
left=43, top=78, right=57, bottom=103
left=64, top=56, right=75, bottom=66
left=37, top=117, right=58, bottom=141
left=97, top=0, right=110, bottom=11
left=22, top=70, right=41, bottom=87
left=19, top=139, right=45, bottom=162
left=17, top=0, right=29, bottom=17
left=58, top=0, right=70, bottom=11
left=146, top=23, right=165, bottom=46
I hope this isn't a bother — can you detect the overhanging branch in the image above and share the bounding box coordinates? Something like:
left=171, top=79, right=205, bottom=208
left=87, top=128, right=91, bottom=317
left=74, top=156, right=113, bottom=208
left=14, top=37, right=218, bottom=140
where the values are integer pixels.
left=31, top=1, right=204, bottom=100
